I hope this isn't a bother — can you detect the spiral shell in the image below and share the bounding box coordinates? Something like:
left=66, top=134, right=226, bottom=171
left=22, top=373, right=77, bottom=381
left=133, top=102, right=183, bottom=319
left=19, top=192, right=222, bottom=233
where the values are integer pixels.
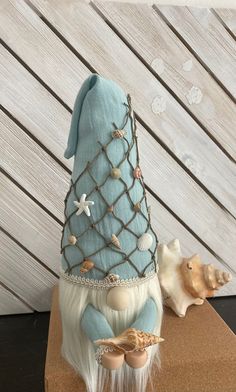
left=181, top=255, right=232, bottom=299
left=112, top=129, right=126, bottom=138
left=80, top=259, right=94, bottom=274
left=133, top=166, right=142, bottom=179
left=158, top=239, right=232, bottom=317
left=111, top=234, right=121, bottom=249
left=138, top=233, right=153, bottom=251
left=94, top=328, right=164, bottom=353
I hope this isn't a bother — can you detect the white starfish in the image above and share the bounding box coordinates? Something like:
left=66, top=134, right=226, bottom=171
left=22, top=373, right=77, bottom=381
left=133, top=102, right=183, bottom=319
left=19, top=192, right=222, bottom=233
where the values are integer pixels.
left=73, top=194, right=94, bottom=217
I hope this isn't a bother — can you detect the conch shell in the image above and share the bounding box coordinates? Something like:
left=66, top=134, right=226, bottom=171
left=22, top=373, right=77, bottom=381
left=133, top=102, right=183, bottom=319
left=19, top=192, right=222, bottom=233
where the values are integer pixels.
left=181, top=255, right=232, bottom=299
left=158, top=239, right=232, bottom=317
left=94, top=328, right=164, bottom=353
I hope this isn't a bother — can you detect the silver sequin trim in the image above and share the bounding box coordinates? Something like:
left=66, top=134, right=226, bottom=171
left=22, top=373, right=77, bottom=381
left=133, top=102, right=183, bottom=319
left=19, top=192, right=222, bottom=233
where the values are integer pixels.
left=60, top=267, right=157, bottom=289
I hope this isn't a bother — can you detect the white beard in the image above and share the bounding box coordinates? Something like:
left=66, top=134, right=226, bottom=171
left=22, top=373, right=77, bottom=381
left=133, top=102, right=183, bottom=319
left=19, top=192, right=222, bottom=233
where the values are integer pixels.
left=59, top=275, right=163, bottom=392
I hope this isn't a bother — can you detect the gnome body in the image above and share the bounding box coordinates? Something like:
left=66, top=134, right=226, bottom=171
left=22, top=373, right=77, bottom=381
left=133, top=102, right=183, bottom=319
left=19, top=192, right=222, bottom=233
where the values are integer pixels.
left=60, top=75, right=163, bottom=392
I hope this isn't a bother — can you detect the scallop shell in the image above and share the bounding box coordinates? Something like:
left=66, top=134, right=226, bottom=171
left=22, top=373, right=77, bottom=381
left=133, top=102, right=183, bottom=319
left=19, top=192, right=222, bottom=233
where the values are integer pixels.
left=112, top=129, right=126, bottom=138
left=158, top=239, right=232, bottom=317
left=68, top=235, right=77, bottom=245
left=138, top=233, right=153, bottom=251
left=111, top=234, right=121, bottom=249
left=80, top=259, right=94, bottom=274
left=133, top=166, right=142, bottom=179
left=111, top=167, right=121, bottom=179
left=94, top=328, right=164, bottom=353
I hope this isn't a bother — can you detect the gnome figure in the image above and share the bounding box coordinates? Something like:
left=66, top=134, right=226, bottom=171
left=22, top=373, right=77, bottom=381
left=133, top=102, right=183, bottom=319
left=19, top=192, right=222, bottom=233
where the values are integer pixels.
left=60, top=75, right=163, bottom=392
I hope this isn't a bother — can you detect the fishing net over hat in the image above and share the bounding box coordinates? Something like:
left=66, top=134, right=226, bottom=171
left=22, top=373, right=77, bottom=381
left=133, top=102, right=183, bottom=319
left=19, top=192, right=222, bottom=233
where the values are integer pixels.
left=61, top=74, right=158, bottom=285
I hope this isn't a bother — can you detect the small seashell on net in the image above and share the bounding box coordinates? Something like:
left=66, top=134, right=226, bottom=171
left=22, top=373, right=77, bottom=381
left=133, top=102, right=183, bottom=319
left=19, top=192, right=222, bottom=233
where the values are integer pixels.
left=104, top=273, right=120, bottom=283
left=94, top=328, right=164, bottom=354
left=112, top=129, right=126, bottom=138
left=111, top=167, right=121, bottom=179
left=68, top=235, right=77, bottom=245
left=111, top=234, right=121, bottom=249
left=107, top=205, right=114, bottom=213
left=80, top=259, right=95, bottom=274
left=138, top=233, right=153, bottom=251
left=133, top=202, right=141, bottom=212
left=133, top=166, right=142, bottom=179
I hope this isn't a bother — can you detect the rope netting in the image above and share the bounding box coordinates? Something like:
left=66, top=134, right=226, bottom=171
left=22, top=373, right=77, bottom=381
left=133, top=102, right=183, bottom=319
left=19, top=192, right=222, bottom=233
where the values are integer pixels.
left=61, top=95, right=158, bottom=279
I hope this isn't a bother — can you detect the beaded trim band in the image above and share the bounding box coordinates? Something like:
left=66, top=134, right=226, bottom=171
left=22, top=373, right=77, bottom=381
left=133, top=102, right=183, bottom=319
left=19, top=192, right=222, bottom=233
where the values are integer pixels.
left=95, top=345, right=115, bottom=365
left=60, top=267, right=157, bottom=290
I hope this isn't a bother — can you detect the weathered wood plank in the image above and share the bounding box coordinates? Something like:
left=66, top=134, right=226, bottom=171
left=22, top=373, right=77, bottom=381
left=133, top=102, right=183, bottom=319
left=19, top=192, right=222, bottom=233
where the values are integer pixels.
left=0, top=45, right=72, bottom=170
left=2, top=0, right=236, bottom=215
left=147, top=193, right=235, bottom=296
left=157, top=5, right=236, bottom=99
left=0, top=230, right=58, bottom=311
left=23, top=1, right=236, bottom=217
left=14, top=0, right=236, bottom=168
left=0, top=284, right=32, bottom=315
left=0, top=32, right=235, bottom=274
left=94, top=2, right=236, bottom=163
left=0, top=109, right=68, bottom=222
left=0, top=0, right=89, bottom=110
left=0, top=173, right=61, bottom=274
left=214, top=8, right=236, bottom=37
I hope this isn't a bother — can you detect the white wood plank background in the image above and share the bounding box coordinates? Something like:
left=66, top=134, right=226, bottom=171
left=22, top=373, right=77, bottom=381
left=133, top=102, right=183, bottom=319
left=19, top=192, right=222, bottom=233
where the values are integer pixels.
left=158, top=5, right=236, bottom=99
left=0, top=0, right=235, bottom=314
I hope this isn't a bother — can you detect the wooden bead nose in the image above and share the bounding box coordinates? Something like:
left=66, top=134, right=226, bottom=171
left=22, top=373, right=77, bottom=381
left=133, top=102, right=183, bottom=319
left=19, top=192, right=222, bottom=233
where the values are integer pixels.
left=106, top=287, right=130, bottom=311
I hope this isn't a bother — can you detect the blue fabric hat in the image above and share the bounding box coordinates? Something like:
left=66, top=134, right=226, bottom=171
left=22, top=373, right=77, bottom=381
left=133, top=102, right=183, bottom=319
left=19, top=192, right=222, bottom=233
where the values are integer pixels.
left=61, top=74, right=158, bottom=283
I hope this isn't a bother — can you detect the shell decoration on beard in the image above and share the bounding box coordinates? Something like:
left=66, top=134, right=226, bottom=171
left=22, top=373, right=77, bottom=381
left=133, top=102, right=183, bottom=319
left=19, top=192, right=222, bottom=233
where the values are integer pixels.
left=158, top=239, right=232, bottom=317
